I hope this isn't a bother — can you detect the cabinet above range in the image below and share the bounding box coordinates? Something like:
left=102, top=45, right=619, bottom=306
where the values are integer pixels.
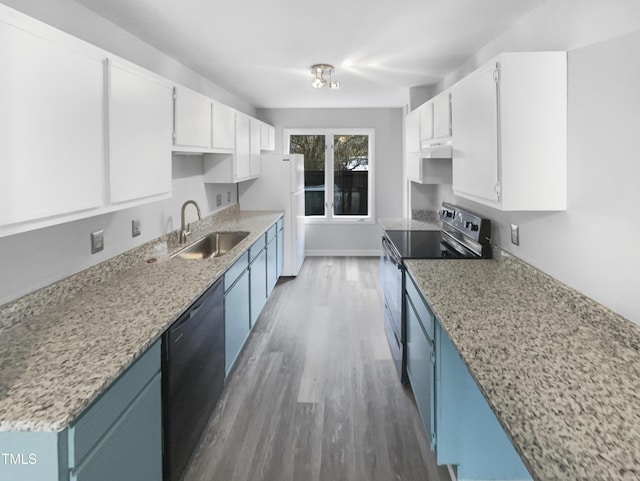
left=406, top=90, right=453, bottom=185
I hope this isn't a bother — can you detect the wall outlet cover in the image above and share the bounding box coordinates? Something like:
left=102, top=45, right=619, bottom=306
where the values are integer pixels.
left=510, top=224, right=520, bottom=245
left=132, top=219, right=141, bottom=237
left=227, top=191, right=231, bottom=202
left=91, top=230, right=104, bottom=254
left=216, top=194, right=222, bottom=207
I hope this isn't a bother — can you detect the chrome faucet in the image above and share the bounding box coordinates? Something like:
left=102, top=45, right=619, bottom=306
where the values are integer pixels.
left=180, top=200, right=202, bottom=243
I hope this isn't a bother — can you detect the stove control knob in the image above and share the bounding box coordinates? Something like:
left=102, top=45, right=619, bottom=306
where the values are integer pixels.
left=465, top=221, right=479, bottom=231
left=441, top=209, right=453, bottom=218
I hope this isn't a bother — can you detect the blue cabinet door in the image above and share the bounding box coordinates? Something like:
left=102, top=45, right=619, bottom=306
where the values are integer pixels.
left=436, top=322, right=532, bottom=480
left=225, top=268, right=250, bottom=374
left=266, top=237, right=277, bottom=295
left=70, top=373, right=162, bottom=481
left=405, top=289, right=435, bottom=451
left=276, top=223, right=284, bottom=278
left=250, top=248, right=267, bottom=328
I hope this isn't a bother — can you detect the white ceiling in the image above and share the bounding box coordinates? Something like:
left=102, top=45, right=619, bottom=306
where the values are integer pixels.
left=73, top=0, right=545, bottom=109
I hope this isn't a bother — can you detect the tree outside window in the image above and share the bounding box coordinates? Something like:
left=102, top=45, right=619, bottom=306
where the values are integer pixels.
left=289, top=130, right=373, bottom=220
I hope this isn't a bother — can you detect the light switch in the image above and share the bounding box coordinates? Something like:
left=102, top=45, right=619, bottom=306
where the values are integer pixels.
left=510, top=224, right=520, bottom=246
left=132, top=219, right=141, bottom=237
left=91, top=230, right=104, bottom=254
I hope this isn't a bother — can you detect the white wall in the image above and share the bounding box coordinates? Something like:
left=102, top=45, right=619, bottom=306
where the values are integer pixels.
left=0, top=1, right=252, bottom=305
left=0, top=158, right=237, bottom=305
left=257, top=108, right=404, bottom=255
left=429, top=0, right=640, bottom=324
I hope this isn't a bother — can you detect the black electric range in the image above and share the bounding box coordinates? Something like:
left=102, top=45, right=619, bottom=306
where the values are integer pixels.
left=380, top=203, right=491, bottom=383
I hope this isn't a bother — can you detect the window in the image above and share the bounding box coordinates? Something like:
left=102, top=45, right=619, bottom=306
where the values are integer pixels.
left=286, top=129, right=374, bottom=222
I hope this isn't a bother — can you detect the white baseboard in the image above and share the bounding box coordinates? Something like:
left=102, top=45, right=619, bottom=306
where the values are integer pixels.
left=305, top=249, right=382, bottom=257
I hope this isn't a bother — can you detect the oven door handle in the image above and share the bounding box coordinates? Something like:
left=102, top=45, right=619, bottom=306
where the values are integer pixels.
left=382, top=236, right=403, bottom=268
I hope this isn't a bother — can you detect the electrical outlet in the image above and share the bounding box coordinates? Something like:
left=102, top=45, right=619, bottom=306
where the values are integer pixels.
left=227, top=191, right=231, bottom=202
left=91, top=230, right=104, bottom=254
left=132, top=219, right=141, bottom=237
left=510, top=224, right=520, bottom=246
left=216, top=194, right=222, bottom=207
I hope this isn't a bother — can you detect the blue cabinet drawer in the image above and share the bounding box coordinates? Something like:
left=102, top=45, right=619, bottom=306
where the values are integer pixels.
left=266, top=224, right=276, bottom=243
left=249, top=234, right=266, bottom=261
left=69, top=340, right=160, bottom=467
left=224, top=251, right=249, bottom=291
left=406, top=273, right=434, bottom=339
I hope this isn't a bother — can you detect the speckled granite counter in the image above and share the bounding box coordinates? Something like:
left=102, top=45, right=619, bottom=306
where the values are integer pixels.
left=0, top=207, right=283, bottom=432
left=405, top=253, right=640, bottom=481
left=378, top=217, right=441, bottom=231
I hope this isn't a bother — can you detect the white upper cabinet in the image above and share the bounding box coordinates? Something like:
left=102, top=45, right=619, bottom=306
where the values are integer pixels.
left=418, top=102, right=433, bottom=146
left=451, top=52, right=567, bottom=211
left=212, top=102, right=235, bottom=151
left=204, top=111, right=258, bottom=184
left=0, top=6, right=105, bottom=235
left=173, top=86, right=212, bottom=152
left=451, top=63, right=500, bottom=204
left=235, top=113, right=252, bottom=180
left=250, top=118, right=261, bottom=177
left=260, top=122, right=275, bottom=151
left=107, top=58, right=173, bottom=204
left=432, top=91, right=452, bottom=141
left=405, top=108, right=421, bottom=154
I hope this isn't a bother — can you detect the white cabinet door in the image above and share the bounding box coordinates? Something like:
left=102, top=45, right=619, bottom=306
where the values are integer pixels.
left=250, top=119, right=261, bottom=178
left=451, top=53, right=567, bottom=211
left=432, top=92, right=452, bottom=140
left=405, top=109, right=421, bottom=154
left=0, top=11, right=104, bottom=229
left=451, top=63, right=500, bottom=206
left=235, top=113, right=251, bottom=180
left=419, top=102, right=433, bottom=146
left=212, top=102, right=235, bottom=151
left=173, top=87, right=211, bottom=150
left=260, top=122, right=275, bottom=151
left=108, top=59, right=173, bottom=204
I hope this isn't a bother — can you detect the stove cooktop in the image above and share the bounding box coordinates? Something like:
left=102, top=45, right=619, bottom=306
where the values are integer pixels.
left=384, top=230, right=476, bottom=259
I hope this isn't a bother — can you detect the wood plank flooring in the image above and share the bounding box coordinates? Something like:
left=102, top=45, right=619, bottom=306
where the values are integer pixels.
left=183, top=257, right=450, bottom=481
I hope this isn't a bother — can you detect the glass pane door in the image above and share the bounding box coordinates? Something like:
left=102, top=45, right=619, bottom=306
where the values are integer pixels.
left=333, top=134, right=368, bottom=216
left=290, top=134, right=326, bottom=216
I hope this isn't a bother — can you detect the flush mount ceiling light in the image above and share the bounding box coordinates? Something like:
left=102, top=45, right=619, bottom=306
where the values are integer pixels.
left=310, top=64, right=340, bottom=89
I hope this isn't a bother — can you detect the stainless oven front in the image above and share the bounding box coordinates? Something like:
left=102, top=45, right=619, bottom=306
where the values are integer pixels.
left=381, top=234, right=406, bottom=383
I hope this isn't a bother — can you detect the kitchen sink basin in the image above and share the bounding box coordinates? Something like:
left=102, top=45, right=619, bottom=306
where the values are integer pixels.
left=172, top=231, right=250, bottom=260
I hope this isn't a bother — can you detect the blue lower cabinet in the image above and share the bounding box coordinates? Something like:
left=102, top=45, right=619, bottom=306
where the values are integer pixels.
left=276, top=218, right=284, bottom=278
left=225, top=267, right=250, bottom=374
left=436, top=322, right=532, bottom=480
left=70, top=374, right=162, bottom=481
left=405, top=295, right=435, bottom=451
left=266, top=236, right=278, bottom=295
left=68, top=341, right=162, bottom=481
left=0, top=342, right=162, bottom=481
left=249, top=247, right=267, bottom=328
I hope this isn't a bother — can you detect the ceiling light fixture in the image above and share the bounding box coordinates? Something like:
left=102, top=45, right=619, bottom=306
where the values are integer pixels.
left=310, top=64, right=340, bottom=89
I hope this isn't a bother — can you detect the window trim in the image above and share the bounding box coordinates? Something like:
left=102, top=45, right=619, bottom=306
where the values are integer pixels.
left=284, top=128, right=375, bottom=225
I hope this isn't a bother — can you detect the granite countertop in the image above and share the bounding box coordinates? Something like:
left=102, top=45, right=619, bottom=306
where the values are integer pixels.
left=405, top=254, right=640, bottom=481
left=378, top=218, right=441, bottom=231
left=0, top=208, right=283, bottom=432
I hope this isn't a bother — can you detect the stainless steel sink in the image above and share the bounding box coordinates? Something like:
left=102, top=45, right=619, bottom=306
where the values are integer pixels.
left=171, top=231, right=250, bottom=260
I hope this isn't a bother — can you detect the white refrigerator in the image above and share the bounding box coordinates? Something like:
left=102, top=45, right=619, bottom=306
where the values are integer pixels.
left=238, top=154, right=305, bottom=276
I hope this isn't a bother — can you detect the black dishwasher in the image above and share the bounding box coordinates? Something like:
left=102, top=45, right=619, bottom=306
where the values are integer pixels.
left=162, top=276, right=225, bottom=481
